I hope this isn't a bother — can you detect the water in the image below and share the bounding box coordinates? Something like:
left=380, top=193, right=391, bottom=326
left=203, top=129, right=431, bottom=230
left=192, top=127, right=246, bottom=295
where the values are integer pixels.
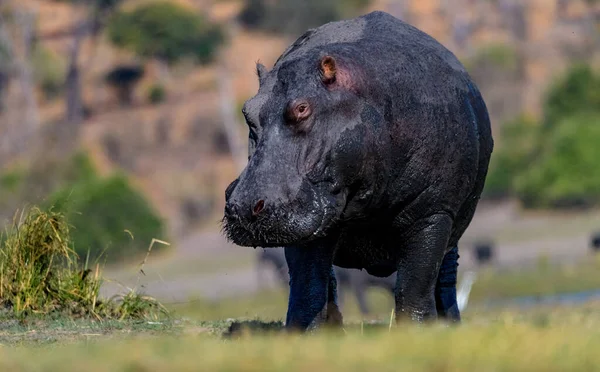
left=482, top=289, right=600, bottom=310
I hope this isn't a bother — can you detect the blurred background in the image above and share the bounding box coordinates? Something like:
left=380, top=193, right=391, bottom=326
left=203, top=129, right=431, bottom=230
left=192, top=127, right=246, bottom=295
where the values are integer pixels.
left=0, top=0, right=599, bottom=322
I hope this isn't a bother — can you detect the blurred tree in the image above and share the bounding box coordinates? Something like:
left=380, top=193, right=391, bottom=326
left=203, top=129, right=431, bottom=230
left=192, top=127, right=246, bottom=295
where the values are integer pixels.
left=0, top=9, right=39, bottom=162
left=484, top=64, right=600, bottom=209
left=35, top=0, right=123, bottom=142
left=237, top=0, right=371, bottom=36
left=34, top=0, right=126, bottom=150
left=515, top=112, right=600, bottom=209
left=32, top=46, right=66, bottom=102
left=106, top=2, right=224, bottom=67
left=52, top=0, right=125, bottom=41
left=44, top=152, right=166, bottom=263
left=0, top=42, right=9, bottom=114
left=104, top=64, right=144, bottom=106
left=543, top=64, right=600, bottom=132
left=483, top=115, right=539, bottom=199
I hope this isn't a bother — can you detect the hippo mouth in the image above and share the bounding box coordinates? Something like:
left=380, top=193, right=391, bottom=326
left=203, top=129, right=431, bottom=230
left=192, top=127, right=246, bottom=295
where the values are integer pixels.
left=221, top=202, right=339, bottom=248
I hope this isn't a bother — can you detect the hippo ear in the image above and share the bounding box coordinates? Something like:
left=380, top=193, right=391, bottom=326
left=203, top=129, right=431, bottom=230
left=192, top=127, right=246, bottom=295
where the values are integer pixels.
left=320, top=56, right=337, bottom=84
left=256, top=62, right=268, bottom=87
left=319, top=55, right=361, bottom=93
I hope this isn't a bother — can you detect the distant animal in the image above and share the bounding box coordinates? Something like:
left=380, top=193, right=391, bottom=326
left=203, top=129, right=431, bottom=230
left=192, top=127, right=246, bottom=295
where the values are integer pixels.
left=473, top=241, right=495, bottom=265
left=223, top=11, right=493, bottom=331
left=591, top=232, right=600, bottom=252
left=256, top=248, right=395, bottom=315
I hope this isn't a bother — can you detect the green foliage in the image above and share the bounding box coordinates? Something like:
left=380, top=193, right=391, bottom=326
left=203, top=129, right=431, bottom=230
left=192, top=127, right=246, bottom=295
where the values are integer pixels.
left=147, top=83, right=166, bottom=104
left=543, top=64, right=600, bottom=131
left=60, top=151, right=98, bottom=184
left=0, top=169, right=24, bottom=193
left=38, top=153, right=166, bottom=263
left=485, top=64, right=600, bottom=209
left=483, top=115, right=539, bottom=199
left=514, top=112, right=600, bottom=208
left=47, top=174, right=165, bottom=263
left=5, top=310, right=600, bottom=371
left=107, top=2, right=225, bottom=65
left=467, top=43, right=518, bottom=71
left=238, top=0, right=371, bottom=36
left=32, top=46, right=65, bottom=101
left=0, top=206, right=168, bottom=319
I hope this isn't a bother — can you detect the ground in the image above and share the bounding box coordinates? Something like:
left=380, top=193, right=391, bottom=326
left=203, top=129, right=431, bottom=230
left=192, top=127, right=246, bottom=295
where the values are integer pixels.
left=99, top=201, right=600, bottom=304
left=1, top=203, right=599, bottom=370
left=0, top=301, right=599, bottom=371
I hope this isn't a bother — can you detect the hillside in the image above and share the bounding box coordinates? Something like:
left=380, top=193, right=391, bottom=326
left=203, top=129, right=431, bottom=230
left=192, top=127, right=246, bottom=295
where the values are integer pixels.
left=1, top=0, right=599, bottom=240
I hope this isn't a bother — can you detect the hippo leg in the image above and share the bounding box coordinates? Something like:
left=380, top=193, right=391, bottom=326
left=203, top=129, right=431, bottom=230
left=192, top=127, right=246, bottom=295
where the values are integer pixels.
left=435, top=245, right=461, bottom=322
left=284, top=243, right=342, bottom=331
left=326, top=267, right=343, bottom=326
left=394, top=213, right=453, bottom=323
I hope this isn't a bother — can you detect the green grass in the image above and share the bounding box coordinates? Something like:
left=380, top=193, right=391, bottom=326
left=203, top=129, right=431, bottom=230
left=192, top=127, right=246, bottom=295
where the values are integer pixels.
left=0, top=303, right=598, bottom=371
left=468, top=255, right=600, bottom=303
left=171, top=287, right=397, bottom=324
left=167, top=256, right=600, bottom=323
left=0, top=206, right=168, bottom=321
left=0, top=315, right=177, bottom=347
left=2, top=206, right=600, bottom=370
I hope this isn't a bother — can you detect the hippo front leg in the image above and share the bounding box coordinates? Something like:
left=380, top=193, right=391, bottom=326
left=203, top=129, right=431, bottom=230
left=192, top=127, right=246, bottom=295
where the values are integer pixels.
left=394, top=213, right=453, bottom=323
left=284, top=243, right=342, bottom=331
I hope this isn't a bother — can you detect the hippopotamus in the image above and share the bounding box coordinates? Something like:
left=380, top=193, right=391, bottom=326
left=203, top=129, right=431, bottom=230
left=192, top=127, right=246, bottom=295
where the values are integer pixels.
left=223, top=11, right=493, bottom=331
left=256, top=247, right=396, bottom=315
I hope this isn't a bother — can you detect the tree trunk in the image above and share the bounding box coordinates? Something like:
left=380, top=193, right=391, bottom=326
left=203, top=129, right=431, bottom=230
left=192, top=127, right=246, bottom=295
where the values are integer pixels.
left=65, top=21, right=88, bottom=126
left=0, top=9, right=39, bottom=162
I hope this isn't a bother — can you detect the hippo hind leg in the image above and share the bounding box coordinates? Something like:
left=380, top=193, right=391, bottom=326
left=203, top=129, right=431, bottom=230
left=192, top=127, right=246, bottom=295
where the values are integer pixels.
left=435, top=245, right=461, bottom=322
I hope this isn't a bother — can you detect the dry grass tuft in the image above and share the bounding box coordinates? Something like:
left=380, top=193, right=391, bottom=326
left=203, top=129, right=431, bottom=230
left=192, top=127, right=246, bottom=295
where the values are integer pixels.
left=0, top=206, right=168, bottom=321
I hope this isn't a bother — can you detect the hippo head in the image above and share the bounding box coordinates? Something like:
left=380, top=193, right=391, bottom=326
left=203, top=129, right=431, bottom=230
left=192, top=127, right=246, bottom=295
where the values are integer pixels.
left=223, top=50, right=378, bottom=247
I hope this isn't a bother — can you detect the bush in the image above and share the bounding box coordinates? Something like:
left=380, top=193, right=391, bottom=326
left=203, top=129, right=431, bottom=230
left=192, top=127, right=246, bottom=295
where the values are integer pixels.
left=44, top=154, right=166, bottom=263
left=514, top=112, right=600, bottom=208
left=238, top=0, right=371, bottom=36
left=147, top=83, right=166, bottom=104
left=483, top=115, right=539, bottom=199
left=107, top=2, right=225, bottom=65
left=32, top=46, right=65, bottom=101
left=0, top=206, right=168, bottom=319
left=543, top=64, right=600, bottom=131
left=0, top=168, right=24, bottom=193
left=485, top=64, right=600, bottom=209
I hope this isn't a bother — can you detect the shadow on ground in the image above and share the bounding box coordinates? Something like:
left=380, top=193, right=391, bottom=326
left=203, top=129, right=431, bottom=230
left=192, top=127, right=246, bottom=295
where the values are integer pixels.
left=223, top=320, right=392, bottom=338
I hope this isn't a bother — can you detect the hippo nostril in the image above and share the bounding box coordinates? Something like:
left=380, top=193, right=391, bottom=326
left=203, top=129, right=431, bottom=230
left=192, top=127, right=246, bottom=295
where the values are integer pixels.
left=252, top=199, right=265, bottom=216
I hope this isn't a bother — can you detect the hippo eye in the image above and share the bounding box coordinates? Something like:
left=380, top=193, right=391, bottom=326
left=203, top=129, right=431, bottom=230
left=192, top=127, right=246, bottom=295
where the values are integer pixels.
left=286, top=99, right=312, bottom=124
